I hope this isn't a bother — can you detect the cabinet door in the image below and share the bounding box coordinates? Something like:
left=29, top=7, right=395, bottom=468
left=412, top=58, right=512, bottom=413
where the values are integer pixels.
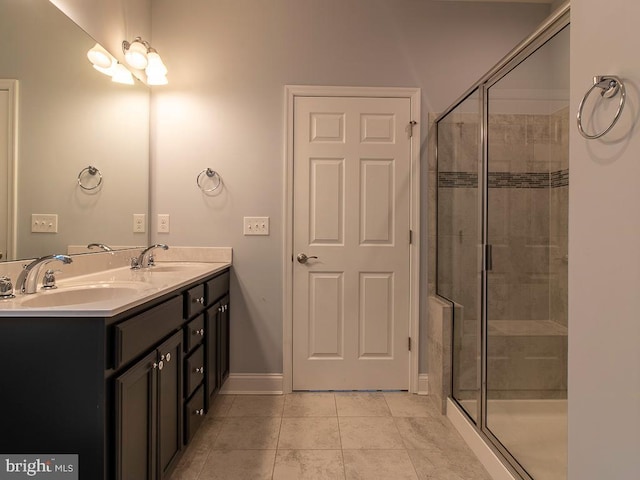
left=115, top=351, right=158, bottom=480
left=205, top=305, right=219, bottom=406
left=218, top=295, right=230, bottom=386
left=157, top=332, right=183, bottom=479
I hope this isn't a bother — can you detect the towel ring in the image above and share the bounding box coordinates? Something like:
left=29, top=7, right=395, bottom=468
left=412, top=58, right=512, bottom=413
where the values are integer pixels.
left=77, top=165, right=103, bottom=191
left=196, top=168, right=221, bottom=192
left=577, top=75, right=626, bottom=140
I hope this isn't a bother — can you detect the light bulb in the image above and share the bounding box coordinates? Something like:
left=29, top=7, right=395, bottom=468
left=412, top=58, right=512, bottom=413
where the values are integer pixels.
left=124, top=39, right=148, bottom=69
left=87, top=43, right=112, bottom=69
left=147, top=72, right=168, bottom=85
left=93, top=61, right=116, bottom=77
left=145, top=52, right=168, bottom=76
left=111, top=63, right=135, bottom=85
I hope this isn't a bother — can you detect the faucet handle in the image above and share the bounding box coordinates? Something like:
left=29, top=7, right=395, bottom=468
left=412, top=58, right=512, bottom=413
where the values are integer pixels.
left=42, top=269, right=61, bottom=290
left=130, top=257, right=141, bottom=269
left=0, top=276, right=15, bottom=298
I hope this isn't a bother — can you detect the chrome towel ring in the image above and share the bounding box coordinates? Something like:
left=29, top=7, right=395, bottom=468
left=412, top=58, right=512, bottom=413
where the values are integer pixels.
left=77, top=165, right=103, bottom=191
left=196, top=168, right=221, bottom=192
left=577, top=75, right=626, bottom=139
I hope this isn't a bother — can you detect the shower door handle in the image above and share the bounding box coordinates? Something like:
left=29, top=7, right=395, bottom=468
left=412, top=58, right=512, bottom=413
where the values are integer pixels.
left=485, top=244, right=493, bottom=272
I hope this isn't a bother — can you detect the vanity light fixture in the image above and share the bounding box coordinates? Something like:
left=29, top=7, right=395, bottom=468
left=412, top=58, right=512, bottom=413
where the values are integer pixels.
left=87, top=43, right=112, bottom=69
left=122, top=37, right=169, bottom=85
left=111, top=63, right=135, bottom=85
left=87, top=42, right=134, bottom=84
left=122, top=37, right=149, bottom=69
left=145, top=50, right=168, bottom=85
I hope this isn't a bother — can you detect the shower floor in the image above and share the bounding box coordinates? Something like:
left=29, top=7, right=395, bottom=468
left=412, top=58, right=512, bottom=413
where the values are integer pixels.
left=459, top=399, right=567, bottom=480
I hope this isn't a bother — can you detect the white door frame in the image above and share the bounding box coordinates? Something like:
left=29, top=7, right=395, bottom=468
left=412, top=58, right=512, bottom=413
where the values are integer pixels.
left=283, top=85, right=421, bottom=393
left=0, top=79, right=18, bottom=261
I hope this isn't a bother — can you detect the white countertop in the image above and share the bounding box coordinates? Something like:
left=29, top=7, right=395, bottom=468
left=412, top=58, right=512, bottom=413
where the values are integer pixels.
left=0, top=258, right=231, bottom=318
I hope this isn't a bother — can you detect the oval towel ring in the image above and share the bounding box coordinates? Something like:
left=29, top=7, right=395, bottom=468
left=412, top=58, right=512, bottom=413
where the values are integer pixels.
left=577, top=75, right=626, bottom=139
left=196, top=168, right=221, bottom=192
left=77, top=165, right=103, bottom=191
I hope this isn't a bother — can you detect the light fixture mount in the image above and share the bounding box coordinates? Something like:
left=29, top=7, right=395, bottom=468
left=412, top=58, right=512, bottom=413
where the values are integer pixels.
left=122, top=36, right=168, bottom=85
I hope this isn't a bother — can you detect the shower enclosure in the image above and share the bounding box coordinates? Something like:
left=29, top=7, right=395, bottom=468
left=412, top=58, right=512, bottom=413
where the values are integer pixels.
left=435, top=6, right=569, bottom=480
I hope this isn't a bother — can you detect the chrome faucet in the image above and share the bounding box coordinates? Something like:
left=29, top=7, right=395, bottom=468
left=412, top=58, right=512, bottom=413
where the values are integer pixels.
left=87, top=243, right=113, bottom=252
left=16, top=254, right=73, bottom=294
left=131, top=244, right=169, bottom=269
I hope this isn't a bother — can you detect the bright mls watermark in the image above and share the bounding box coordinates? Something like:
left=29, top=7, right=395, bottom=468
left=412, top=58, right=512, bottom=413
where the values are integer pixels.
left=0, top=455, right=77, bottom=479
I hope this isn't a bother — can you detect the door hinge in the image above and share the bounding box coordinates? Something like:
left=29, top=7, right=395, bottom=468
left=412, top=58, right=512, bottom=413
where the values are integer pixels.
left=408, top=337, right=412, bottom=351
left=485, top=244, right=493, bottom=271
left=408, top=120, right=418, bottom=138
left=409, top=229, right=413, bottom=244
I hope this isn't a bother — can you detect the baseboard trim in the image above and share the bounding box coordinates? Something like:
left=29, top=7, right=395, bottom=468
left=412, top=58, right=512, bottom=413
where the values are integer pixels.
left=219, top=374, right=284, bottom=395
left=446, top=398, right=516, bottom=480
left=417, top=374, right=429, bottom=395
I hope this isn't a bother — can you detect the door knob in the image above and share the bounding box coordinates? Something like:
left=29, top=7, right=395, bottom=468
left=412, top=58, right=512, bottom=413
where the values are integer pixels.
left=296, top=253, right=318, bottom=264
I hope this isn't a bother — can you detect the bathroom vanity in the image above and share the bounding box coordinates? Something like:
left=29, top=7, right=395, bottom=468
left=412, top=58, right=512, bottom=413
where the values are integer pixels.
left=0, top=258, right=230, bottom=480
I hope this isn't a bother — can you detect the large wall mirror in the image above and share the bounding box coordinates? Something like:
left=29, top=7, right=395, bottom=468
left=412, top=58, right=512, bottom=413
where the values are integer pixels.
left=0, top=0, right=150, bottom=262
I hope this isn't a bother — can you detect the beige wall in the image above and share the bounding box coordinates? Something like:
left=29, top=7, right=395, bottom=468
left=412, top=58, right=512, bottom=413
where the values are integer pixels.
left=149, top=0, right=550, bottom=375
left=569, top=0, right=640, bottom=477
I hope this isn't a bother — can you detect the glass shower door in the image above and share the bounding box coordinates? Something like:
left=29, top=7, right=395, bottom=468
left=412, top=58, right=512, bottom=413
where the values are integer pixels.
left=485, top=26, right=569, bottom=480
left=436, top=91, right=482, bottom=424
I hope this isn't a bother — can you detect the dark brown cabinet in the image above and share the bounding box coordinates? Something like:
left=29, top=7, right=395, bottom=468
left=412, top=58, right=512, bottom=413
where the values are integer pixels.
left=0, top=265, right=230, bottom=480
left=115, top=329, right=183, bottom=480
left=184, top=269, right=230, bottom=434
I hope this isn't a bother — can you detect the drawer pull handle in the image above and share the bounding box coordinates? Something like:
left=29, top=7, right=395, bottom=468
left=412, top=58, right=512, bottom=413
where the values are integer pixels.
left=193, top=296, right=205, bottom=305
left=193, top=328, right=205, bottom=336
left=194, top=408, right=204, bottom=416
left=194, top=366, right=204, bottom=374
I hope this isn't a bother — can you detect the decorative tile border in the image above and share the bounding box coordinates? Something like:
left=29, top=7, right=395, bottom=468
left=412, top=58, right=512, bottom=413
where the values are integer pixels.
left=438, top=169, right=568, bottom=189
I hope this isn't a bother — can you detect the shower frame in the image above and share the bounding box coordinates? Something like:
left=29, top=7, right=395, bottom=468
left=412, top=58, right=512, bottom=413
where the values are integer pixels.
left=434, top=3, right=570, bottom=479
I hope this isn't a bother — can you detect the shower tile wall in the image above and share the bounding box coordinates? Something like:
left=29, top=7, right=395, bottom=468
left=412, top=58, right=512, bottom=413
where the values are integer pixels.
left=434, top=108, right=569, bottom=399
left=488, top=109, right=569, bottom=398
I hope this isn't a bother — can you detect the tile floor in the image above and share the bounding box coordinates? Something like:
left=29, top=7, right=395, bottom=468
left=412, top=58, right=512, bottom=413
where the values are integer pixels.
left=168, top=392, right=492, bottom=480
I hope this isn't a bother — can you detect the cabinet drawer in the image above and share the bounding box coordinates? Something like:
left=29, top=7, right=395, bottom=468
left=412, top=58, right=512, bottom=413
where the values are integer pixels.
left=206, top=270, right=229, bottom=305
left=184, top=385, right=205, bottom=444
left=185, top=345, right=205, bottom=398
left=114, top=296, right=183, bottom=368
left=185, top=284, right=206, bottom=318
left=184, top=314, right=205, bottom=353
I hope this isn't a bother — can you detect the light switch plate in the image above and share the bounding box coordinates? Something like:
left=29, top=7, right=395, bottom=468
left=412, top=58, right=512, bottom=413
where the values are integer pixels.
left=243, top=216, right=270, bottom=235
left=31, top=214, right=58, bottom=233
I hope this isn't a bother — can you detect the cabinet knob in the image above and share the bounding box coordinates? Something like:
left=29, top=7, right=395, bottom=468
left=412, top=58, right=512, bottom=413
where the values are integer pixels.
left=164, top=353, right=171, bottom=363
left=193, top=328, right=205, bottom=336
left=194, top=366, right=204, bottom=374
left=194, top=408, right=204, bottom=416
left=193, top=296, right=205, bottom=305
left=157, top=360, right=164, bottom=371
left=218, top=306, right=222, bottom=313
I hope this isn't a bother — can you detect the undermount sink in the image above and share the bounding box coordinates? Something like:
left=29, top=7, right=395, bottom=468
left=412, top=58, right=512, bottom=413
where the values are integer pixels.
left=19, top=284, right=145, bottom=308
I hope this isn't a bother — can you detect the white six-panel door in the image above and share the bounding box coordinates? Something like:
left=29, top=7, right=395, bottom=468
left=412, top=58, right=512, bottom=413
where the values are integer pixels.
left=292, top=96, right=411, bottom=390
